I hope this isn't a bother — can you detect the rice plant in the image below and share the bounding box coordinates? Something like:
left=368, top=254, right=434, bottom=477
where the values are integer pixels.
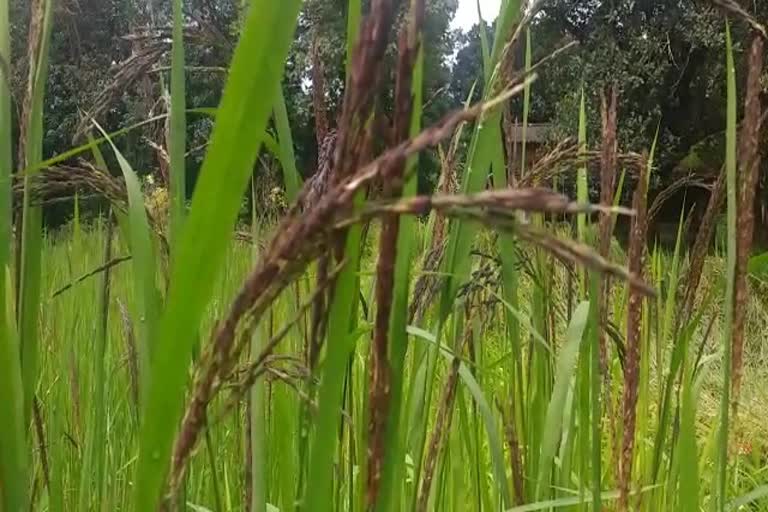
left=1, top=1, right=768, bottom=511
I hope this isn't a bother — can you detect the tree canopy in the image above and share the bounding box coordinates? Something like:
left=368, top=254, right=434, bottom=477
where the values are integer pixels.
left=7, top=0, right=768, bottom=226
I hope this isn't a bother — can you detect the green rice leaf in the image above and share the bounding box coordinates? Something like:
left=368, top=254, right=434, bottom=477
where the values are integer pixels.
left=0, top=8, right=20, bottom=507
left=132, top=3, right=301, bottom=508
left=713, top=22, right=737, bottom=512
left=273, top=86, right=301, bottom=203
left=505, top=486, right=658, bottom=511
left=0, top=267, right=28, bottom=512
left=576, top=87, right=588, bottom=244
left=345, top=0, right=361, bottom=80
left=169, top=0, right=187, bottom=251
left=93, top=120, right=160, bottom=404
left=18, top=0, right=54, bottom=429
left=408, top=326, right=512, bottom=507
left=726, top=485, right=768, bottom=511
left=536, top=301, right=590, bottom=499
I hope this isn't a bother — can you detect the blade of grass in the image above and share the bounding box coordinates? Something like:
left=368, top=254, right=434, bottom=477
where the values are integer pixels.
left=0, top=0, right=9, bottom=326
left=535, top=301, right=590, bottom=499
left=132, top=3, right=301, bottom=509
left=486, top=22, right=524, bottom=498
left=305, top=272, right=360, bottom=510
left=408, top=326, right=512, bottom=508
left=588, top=275, right=602, bottom=510
left=439, top=0, right=521, bottom=315
left=0, top=267, right=28, bottom=512
left=505, top=486, right=658, bottom=512
left=489, top=0, right=522, bottom=67
left=297, top=1, right=360, bottom=504
left=77, top=213, right=114, bottom=511
left=413, top=6, right=521, bottom=509
left=25, top=109, right=282, bottom=182
left=273, top=86, right=301, bottom=203
left=169, top=0, right=187, bottom=253
left=713, top=20, right=737, bottom=512
left=576, top=88, right=588, bottom=247
left=520, top=28, right=531, bottom=177
left=476, top=0, right=490, bottom=85
left=345, top=0, right=361, bottom=80
left=94, top=121, right=160, bottom=406
left=18, top=0, right=54, bottom=428
left=249, top=216, right=266, bottom=512
left=678, top=353, right=699, bottom=511
left=726, top=485, right=768, bottom=511
left=0, top=6, right=21, bottom=507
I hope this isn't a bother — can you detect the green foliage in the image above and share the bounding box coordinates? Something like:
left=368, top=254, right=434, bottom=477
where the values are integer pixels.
left=1, top=3, right=767, bottom=512
left=713, top=22, right=738, bottom=512
left=132, top=2, right=301, bottom=508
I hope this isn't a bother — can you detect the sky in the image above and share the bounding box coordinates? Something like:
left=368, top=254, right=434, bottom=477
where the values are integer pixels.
left=452, top=0, right=501, bottom=31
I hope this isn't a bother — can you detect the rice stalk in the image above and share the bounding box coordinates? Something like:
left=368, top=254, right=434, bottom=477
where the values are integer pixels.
left=682, top=167, right=725, bottom=319
left=597, top=83, right=618, bottom=372
left=305, top=0, right=397, bottom=506
left=0, top=0, right=21, bottom=501
left=17, top=0, right=54, bottom=434
left=169, top=0, right=187, bottom=252
left=713, top=21, right=738, bottom=512
left=618, top=149, right=651, bottom=511
left=711, top=0, right=768, bottom=39
left=416, top=321, right=469, bottom=512
left=367, top=0, right=424, bottom=507
left=165, top=75, right=537, bottom=509
left=79, top=207, right=114, bottom=510
left=407, top=90, right=466, bottom=325
left=576, top=88, right=588, bottom=247
left=311, top=35, right=330, bottom=147
left=274, top=86, right=302, bottom=204
left=117, top=298, right=140, bottom=422
left=94, top=123, right=161, bottom=412
left=730, top=33, right=763, bottom=410
left=132, top=2, right=302, bottom=509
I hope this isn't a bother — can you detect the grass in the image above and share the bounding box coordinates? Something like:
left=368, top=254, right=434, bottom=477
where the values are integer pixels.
left=11, top=218, right=767, bottom=510
left=2, top=2, right=768, bottom=511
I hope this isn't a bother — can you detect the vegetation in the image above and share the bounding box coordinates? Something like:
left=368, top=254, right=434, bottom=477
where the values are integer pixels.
left=1, top=1, right=768, bottom=511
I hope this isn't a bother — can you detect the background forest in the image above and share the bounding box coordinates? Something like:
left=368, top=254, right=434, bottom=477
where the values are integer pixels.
left=8, top=0, right=768, bottom=228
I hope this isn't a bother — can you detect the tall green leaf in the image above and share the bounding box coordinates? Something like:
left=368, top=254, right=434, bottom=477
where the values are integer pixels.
left=273, top=86, right=301, bottom=203
left=0, top=269, right=27, bottom=512
left=520, top=29, right=531, bottom=177
left=0, top=0, right=25, bottom=506
left=94, top=121, right=160, bottom=404
left=132, top=3, right=301, bottom=508
left=440, top=0, right=522, bottom=317
left=678, top=356, right=700, bottom=511
left=345, top=0, right=361, bottom=80
left=304, top=241, right=360, bottom=510
left=249, top=219, right=267, bottom=512
left=408, top=326, right=512, bottom=508
left=536, top=301, right=590, bottom=499
left=588, top=275, right=602, bottom=510
left=169, top=0, right=187, bottom=252
left=18, top=0, right=54, bottom=428
left=576, top=88, right=588, bottom=245
left=302, top=1, right=368, bottom=507
left=713, top=21, right=737, bottom=512
left=476, top=0, right=491, bottom=84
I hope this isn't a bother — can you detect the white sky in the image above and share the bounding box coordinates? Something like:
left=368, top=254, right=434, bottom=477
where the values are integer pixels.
left=452, top=0, right=502, bottom=31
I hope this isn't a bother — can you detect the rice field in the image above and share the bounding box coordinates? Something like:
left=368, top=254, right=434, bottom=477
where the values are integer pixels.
left=1, top=1, right=768, bottom=511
